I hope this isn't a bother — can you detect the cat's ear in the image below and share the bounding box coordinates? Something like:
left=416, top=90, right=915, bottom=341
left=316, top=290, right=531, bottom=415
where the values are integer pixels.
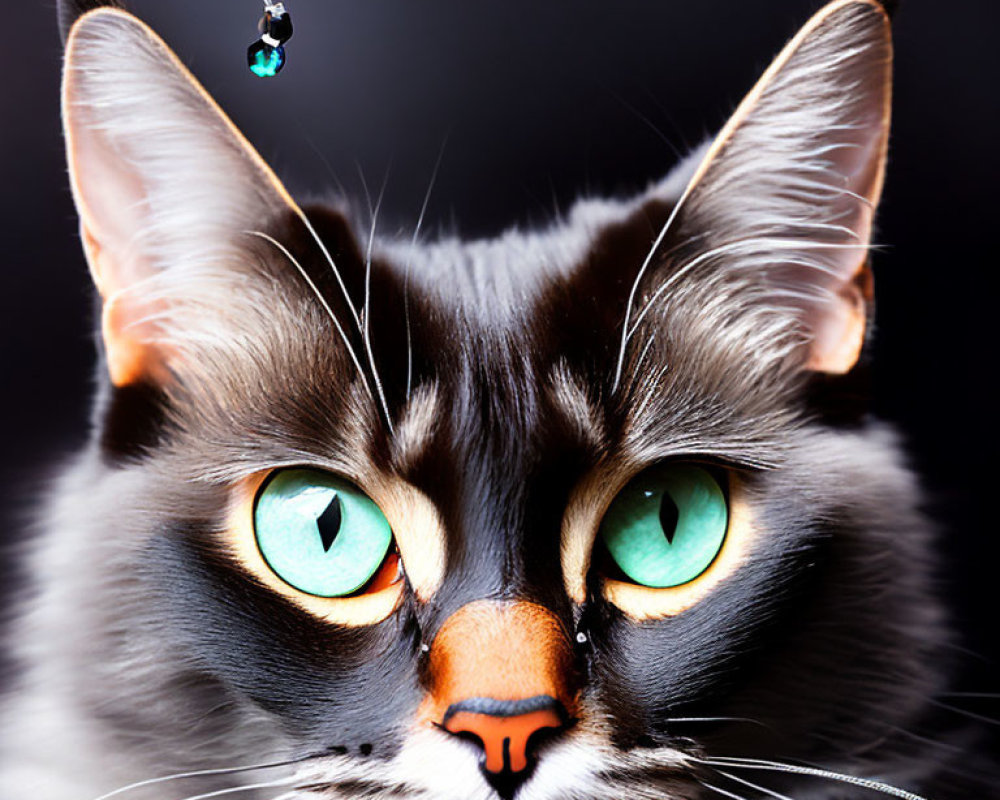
left=638, top=0, right=891, bottom=375
left=63, top=8, right=301, bottom=386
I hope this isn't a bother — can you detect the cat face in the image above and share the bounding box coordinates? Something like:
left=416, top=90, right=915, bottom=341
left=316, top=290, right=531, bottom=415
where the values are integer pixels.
left=11, top=1, right=950, bottom=798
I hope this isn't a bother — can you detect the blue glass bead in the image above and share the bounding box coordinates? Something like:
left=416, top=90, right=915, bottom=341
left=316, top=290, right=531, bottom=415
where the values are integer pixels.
left=247, top=41, right=285, bottom=78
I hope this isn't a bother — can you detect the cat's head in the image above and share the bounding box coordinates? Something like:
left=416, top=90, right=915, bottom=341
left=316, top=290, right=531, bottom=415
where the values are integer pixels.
left=53, top=1, right=943, bottom=798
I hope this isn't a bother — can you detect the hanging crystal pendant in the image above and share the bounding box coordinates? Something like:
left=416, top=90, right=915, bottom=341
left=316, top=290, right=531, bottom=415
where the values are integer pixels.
left=248, top=2, right=293, bottom=78
left=247, top=40, right=286, bottom=77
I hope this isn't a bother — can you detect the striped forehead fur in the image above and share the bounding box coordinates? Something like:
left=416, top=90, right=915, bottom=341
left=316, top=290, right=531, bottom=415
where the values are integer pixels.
left=549, top=363, right=605, bottom=452
left=378, top=147, right=700, bottom=329
left=391, top=382, right=441, bottom=468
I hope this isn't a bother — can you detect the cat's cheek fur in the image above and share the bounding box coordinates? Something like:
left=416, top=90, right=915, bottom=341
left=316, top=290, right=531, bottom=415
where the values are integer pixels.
left=144, top=533, right=425, bottom=755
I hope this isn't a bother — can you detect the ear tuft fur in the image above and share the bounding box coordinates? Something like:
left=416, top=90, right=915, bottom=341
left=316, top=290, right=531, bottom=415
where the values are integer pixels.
left=58, top=0, right=125, bottom=44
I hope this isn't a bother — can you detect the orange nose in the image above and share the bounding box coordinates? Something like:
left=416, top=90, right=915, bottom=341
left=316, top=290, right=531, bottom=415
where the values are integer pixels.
left=422, top=601, right=576, bottom=791
left=443, top=696, right=568, bottom=774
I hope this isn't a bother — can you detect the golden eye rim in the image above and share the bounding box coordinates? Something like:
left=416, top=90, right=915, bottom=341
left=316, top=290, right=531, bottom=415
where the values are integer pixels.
left=601, top=471, right=753, bottom=619
left=561, top=462, right=756, bottom=619
left=560, top=460, right=635, bottom=603
left=226, top=469, right=405, bottom=627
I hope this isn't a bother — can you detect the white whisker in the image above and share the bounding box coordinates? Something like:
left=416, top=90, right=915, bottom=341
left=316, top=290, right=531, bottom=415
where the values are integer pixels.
left=361, top=165, right=395, bottom=434
left=699, top=780, right=751, bottom=800
left=692, top=755, right=929, bottom=800
left=91, top=756, right=302, bottom=800
left=245, top=231, right=373, bottom=402
left=625, top=237, right=869, bottom=342
left=405, top=137, right=448, bottom=401
left=612, top=175, right=692, bottom=393
left=298, top=127, right=349, bottom=199
left=929, top=698, right=1000, bottom=727
left=177, top=778, right=295, bottom=800
left=355, top=160, right=374, bottom=220
left=667, top=717, right=769, bottom=728
left=714, top=769, right=795, bottom=800
left=293, top=211, right=361, bottom=329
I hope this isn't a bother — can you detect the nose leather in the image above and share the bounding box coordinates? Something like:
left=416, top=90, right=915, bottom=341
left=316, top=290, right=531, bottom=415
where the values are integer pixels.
left=421, top=600, right=577, bottom=796
left=442, top=696, right=567, bottom=774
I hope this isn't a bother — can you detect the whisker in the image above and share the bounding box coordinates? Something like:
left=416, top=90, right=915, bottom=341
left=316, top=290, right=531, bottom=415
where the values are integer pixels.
left=883, top=725, right=998, bottom=785
left=91, top=754, right=309, bottom=800
left=612, top=173, right=691, bottom=393
left=667, top=717, right=771, bottom=729
left=287, top=207, right=392, bottom=426
left=360, top=163, right=395, bottom=435
left=891, top=723, right=972, bottom=756
left=245, top=231, right=374, bottom=404
left=292, top=211, right=361, bottom=329
left=713, top=769, right=795, bottom=800
left=612, top=165, right=875, bottom=393
left=296, top=124, right=348, bottom=199
left=405, top=136, right=449, bottom=401
left=930, top=698, right=1000, bottom=726
left=177, top=778, right=296, bottom=800
left=626, top=238, right=870, bottom=342
left=699, top=780, right=751, bottom=800
left=611, top=91, right=684, bottom=161
left=355, top=160, right=374, bottom=221
left=640, top=85, right=694, bottom=152
left=692, top=755, right=929, bottom=800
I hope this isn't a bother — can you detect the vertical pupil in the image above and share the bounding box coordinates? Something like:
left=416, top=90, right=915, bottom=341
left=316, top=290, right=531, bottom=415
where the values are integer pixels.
left=316, top=495, right=342, bottom=553
left=658, top=493, right=679, bottom=545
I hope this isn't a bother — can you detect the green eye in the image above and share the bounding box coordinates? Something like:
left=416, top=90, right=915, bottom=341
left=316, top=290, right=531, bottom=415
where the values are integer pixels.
left=253, top=469, right=393, bottom=598
left=599, top=464, right=728, bottom=589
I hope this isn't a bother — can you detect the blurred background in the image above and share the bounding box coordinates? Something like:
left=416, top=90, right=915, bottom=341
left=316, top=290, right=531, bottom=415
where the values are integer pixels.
left=2, top=0, right=997, bottom=700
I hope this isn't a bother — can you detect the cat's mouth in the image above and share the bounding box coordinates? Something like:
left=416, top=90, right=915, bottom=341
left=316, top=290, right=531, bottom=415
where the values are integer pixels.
left=287, top=726, right=695, bottom=800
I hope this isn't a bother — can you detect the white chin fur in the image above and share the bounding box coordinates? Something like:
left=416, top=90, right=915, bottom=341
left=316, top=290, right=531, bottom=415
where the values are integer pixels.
left=294, top=725, right=686, bottom=800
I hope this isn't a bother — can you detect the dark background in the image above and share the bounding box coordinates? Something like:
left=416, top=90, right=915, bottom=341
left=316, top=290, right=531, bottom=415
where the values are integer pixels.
left=2, top=0, right=997, bottom=694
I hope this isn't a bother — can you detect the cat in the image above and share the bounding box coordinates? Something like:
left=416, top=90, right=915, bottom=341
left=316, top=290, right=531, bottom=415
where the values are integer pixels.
left=1, top=0, right=995, bottom=798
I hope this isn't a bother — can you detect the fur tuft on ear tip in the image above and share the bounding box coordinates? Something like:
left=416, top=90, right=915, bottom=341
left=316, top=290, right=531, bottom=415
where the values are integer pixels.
left=58, top=0, right=125, bottom=44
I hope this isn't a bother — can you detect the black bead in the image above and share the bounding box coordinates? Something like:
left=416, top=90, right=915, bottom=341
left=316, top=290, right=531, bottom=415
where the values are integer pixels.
left=264, top=11, right=293, bottom=44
